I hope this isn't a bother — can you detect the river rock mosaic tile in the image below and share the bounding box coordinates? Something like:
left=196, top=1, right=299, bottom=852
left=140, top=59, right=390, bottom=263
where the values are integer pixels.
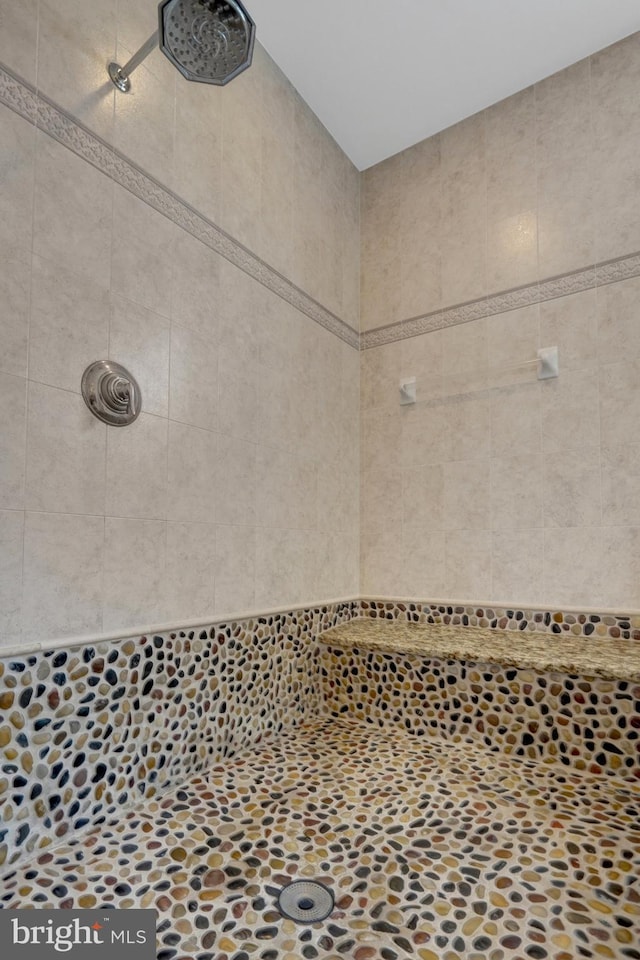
left=320, top=644, right=640, bottom=781
left=0, top=603, right=356, bottom=870
left=2, top=719, right=640, bottom=960
left=359, top=600, right=640, bottom=643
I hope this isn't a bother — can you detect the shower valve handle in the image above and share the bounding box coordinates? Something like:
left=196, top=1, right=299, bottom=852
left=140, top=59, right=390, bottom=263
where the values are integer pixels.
left=105, top=374, right=139, bottom=418
left=81, top=360, right=142, bottom=427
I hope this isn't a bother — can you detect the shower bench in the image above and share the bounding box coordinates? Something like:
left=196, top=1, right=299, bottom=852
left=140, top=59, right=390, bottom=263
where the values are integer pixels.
left=318, top=618, right=640, bottom=781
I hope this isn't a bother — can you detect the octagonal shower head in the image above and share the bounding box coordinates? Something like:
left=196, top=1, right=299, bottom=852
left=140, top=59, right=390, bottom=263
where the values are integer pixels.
left=159, top=0, right=255, bottom=84
left=108, top=0, right=255, bottom=93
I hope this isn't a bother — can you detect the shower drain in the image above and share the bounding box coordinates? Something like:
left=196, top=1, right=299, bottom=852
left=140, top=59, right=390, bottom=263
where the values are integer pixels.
left=277, top=880, right=335, bottom=923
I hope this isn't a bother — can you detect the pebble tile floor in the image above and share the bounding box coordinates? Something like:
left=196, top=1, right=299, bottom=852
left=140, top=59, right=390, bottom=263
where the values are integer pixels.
left=2, top=717, right=640, bottom=960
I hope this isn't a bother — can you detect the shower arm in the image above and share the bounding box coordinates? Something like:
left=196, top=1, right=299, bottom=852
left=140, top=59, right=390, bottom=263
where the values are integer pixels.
left=108, top=32, right=159, bottom=93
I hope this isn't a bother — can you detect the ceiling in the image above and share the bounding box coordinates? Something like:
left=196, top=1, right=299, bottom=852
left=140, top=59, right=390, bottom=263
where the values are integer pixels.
left=253, top=0, right=640, bottom=170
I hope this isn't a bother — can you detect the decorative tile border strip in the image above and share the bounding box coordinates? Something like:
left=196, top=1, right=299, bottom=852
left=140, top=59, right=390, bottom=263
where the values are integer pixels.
left=361, top=256, right=640, bottom=350
left=6, top=60, right=640, bottom=356
left=0, top=601, right=357, bottom=869
left=0, top=63, right=360, bottom=351
left=358, top=598, right=640, bottom=641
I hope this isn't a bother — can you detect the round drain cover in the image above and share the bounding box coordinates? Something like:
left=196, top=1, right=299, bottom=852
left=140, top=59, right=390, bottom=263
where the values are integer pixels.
left=277, top=880, right=335, bottom=923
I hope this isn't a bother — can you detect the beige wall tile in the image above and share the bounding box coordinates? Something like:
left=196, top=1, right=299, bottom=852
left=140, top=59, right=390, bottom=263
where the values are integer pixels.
left=169, top=323, right=218, bottom=431
left=361, top=468, right=403, bottom=529
left=29, top=255, right=110, bottom=394
left=440, top=228, right=486, bottom=312
left=256, top=364, right=296, bottom=453
left=113, top=46, right=175, bottom=183
left=486, top=305, right=539, bottom=371
left=0, top=243, right=31, bottom=379
left=445, top=530, right=492, bottom=600
left=110, top=188, right=175, bottom=317
left=401, top=523, right=446, bottom=600
left=596, top=275, right=640, bottom=365
left=592, top=34, right=640, bottom=261
left=486, top=89, right=538, bottom=291
left=0, top=373, right=26, bottom=511
left=403, top=464, right=445, bottom=528
left=316, top=528, right=359, bottom=600
left=360, top=526, right=404, bottom=598
left=535, top=57, right=595, bottom=278
left=110, top=297, right=171, bottom=418
left=442, top=319, right=488, bottom=395
left=0, top=509, right=24, bottom=646
left=360, top=242, right=402, bottom=332
left=102, top=517, right=166, bottom=632
left=38, top=0, right=116, bottom=140
left=543, top=527, right=604, bottom=608
left=169, top=230, right=221, bottom=341
left=599, top=359, right=640, bottom=446
left=0, top=105, right=35, bottom=253
left=539, top=289, right=598, bottom=373
left=360, top=341, right=403, bottom=416
left=260, top=146, right=294, bottom=279
left=317, top=460, right=357, bottom=536
left=217, top=345, right=259, bottom=444
left=490, top=382, right=541, bottom=458
left=600, top=526, right=640, bottom=609
left=443, top=460, right=491, bottom=531
left=255, top=444, right=316, bottom=531
left=400, top=329, right=443, bottom=396
left=255, top=527, right=313, bottom=609
left=216, top=435, right=256, bottom=527
left=400, top=239, right=442, bottom=320
left=491, top=456, right=543, bottom=531
left=23, top=511, right=104, bottom=642
left=543, top=447, right=602, bottom=528
left=167, top=420, right=217, bottom=523
left=0, top=0, right=38, bottom=84
left=537, top=121, right=595, bottom=278
left=221, top=91, right=262, bottom=254
left=486, top=210, right=537, bottom=294
left=173, top=79, right=223, bottom=224
left=440, top=116, right=487, bottom=308
left=592, top=134, right=640, bottom=263
left=34, top=133, right=113, bottom=288
left=106, top=412, right=168, bottom=520
left=491, top=529, right=543, bottom=606
left=541, top=369, right=600, bottom=453
left=214, top=523, right=255, bottom=616
left=165, top=521, right=216, bottom=622
left=363, top=410, right=403, bottom=473
left=445, top=394, right=491, bottom=461
left=115, top=0, right=159, bottom=60
left=25, top=382, right=106, bottom=516
left=535, top=58, right=591, bottom=131
left=601, top=443, right=640, bottom=526
left=400, top=403, right=450, bottom=467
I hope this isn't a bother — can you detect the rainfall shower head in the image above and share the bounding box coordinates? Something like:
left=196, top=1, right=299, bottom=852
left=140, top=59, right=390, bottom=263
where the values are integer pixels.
left=108, top=0, right=255, bottom=93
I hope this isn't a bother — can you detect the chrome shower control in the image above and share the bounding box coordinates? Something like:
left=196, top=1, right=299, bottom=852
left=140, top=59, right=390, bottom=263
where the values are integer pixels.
left=81, top=360, right=142, bottom=426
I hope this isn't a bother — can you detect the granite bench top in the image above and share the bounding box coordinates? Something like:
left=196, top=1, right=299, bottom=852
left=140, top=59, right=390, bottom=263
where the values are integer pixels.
left=319, top=619, right=640, bottom=682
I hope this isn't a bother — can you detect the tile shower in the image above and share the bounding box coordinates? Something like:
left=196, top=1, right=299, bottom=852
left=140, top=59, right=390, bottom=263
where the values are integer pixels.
left=1, top=3, right=640, bottom=958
